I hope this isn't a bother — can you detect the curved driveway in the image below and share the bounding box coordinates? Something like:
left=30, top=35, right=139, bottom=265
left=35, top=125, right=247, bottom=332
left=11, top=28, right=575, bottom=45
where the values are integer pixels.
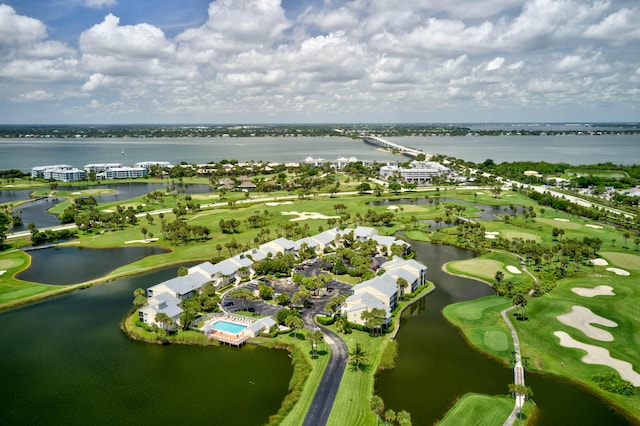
left=302, top=325, right=347, bottom=426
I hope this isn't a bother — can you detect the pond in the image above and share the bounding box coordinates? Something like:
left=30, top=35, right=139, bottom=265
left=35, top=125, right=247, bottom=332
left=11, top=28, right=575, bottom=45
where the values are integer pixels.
left=9, top=182, right=213, bottom=231
left=0, top=266, right=292, bottom=425
left=376, top=241, right=632, bottom=425
left=0, top=188, right=34, bottom=204
left=17, top=245, right=169, bottom=284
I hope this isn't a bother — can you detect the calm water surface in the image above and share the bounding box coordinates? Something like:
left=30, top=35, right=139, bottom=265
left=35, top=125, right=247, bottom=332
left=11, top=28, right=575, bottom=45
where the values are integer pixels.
left=390, top=134, right=640, bottom=165
left=17, top=246, right=169, bottom=284
left=376, top=241, right=632, bottom=425
left=0, top=136, right=398, bottom=171
left=0, top=266, right=292, bottom=425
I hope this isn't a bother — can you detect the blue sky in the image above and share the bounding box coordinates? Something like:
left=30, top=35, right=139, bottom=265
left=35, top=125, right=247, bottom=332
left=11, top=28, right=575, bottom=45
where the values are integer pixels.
left=0, top=0, right=638, bottom=124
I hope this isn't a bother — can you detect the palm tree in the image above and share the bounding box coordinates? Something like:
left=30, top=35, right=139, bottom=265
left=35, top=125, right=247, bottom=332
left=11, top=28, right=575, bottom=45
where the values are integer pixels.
left=397, top=410, right=412, bottom=426
left=287, top=316, right=305, bottom=339
left=396, top=277, right=409, bottom=297
left=154, top=312, right=173, bottom=331
left=369, top=395, right=384, bottom=425
left=311, top=329, right=325, bottom=354
left=384, top=409, right=397, bottom=424
left=494, top=271, right=504, bottom=295
left=349, top=343, right=368, bottom=371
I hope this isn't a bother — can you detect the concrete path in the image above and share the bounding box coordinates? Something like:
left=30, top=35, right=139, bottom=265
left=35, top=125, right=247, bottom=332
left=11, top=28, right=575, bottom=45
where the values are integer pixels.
left=502, top=258, right=536, bottom=426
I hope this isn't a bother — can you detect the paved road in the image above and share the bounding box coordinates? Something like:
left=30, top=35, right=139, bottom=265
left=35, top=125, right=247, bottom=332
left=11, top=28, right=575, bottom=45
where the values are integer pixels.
left=302, top=325, right=348, bottom=426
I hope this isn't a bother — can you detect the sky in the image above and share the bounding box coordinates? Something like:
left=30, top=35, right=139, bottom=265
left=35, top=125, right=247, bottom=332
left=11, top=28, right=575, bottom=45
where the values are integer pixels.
left=0, top=0, right=638, bottom=124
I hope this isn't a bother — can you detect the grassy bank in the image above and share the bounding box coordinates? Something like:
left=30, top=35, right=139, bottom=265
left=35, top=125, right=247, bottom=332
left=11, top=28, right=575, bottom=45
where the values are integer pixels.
left=437, top=393, right=535, bottom=426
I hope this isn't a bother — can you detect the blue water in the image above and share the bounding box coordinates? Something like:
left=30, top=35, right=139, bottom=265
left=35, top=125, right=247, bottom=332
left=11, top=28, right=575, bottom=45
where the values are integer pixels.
left=214, top=320, right=247, bottom=334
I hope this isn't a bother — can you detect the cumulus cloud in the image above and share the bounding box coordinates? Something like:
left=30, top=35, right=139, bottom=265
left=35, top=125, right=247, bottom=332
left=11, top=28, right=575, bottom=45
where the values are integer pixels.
left=0, top=4, right=47, bottom=45
left=584, top=7, right=640, bottom=45
left=11, top=90, right=55, bottom=102
left=84, top=0, right=117, bottom=8
left=1, top=0, right=639, bottom=122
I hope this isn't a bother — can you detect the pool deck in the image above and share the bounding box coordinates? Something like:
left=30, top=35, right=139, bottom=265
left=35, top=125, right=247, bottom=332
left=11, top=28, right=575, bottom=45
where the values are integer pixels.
left=202, top=315, right=256, bottom=347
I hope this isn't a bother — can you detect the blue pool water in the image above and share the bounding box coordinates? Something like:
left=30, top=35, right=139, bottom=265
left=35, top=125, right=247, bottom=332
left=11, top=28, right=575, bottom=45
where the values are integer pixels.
left=214, top=321, right=247, bottom=334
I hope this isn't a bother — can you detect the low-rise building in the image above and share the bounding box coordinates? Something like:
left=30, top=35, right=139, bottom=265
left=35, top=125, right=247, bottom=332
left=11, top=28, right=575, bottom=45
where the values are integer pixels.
left=380, top=160, right=452, bottom=184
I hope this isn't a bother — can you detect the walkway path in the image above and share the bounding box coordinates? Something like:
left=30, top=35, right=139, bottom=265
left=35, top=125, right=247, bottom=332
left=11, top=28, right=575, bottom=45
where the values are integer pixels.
left=502, top=258, right=536, bottom=426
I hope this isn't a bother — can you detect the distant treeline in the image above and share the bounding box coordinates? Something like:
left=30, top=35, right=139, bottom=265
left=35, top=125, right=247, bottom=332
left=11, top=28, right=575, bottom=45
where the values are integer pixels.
left=1, top=123, right=638, bottom=139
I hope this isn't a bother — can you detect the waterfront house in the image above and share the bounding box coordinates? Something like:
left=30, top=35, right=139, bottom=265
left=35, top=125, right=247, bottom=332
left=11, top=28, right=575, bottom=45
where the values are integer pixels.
left=341, top=256, right=427, bottom=326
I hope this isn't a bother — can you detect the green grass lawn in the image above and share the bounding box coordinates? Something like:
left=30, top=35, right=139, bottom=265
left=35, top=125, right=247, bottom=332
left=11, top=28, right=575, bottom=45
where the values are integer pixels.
left=326, top=329, right=388, bottom=426
left=441, top=203, right=640, bottom=422
left=436, top=393, right=515, bottom=426
left=443, top=296, right=513, bottom=359
left=445, top=251, right=532, bottom=288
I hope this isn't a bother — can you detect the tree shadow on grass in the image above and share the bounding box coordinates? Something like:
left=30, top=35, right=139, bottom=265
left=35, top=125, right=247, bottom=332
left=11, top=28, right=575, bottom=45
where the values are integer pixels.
left=348, top=362, right=371, bottom=373
left=289, top=332, right=306, bottom=341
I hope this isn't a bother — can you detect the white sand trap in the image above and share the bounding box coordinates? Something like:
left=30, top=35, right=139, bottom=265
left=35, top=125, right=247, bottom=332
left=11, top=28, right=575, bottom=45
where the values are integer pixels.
left=475, top=192, right=484, bottom=195
left=506, top=265, right=522, bottom=274
left=485, top=231, right=500, bottom=235
left=607, top=267, right=630, bottom=276
left=281, top=211, right=339, bottom=221
left=124, top=238, right=159, bottom=244
left=0, top=270, right=6, bottom=276
left=387, top=205, right=399, bottom=210
left=571, top=285, right=615, bottom=298
left=554, top=218, right=570, bottom=222
left=590, top=258, right=608, bottom=266
left=554, top=331, right=640, bottom=386
left=557, top=306, right=617, bottom=342
left=585, top=224, right=603, bottom=229
left=266, top=201, right=293, bottom=206
left=485, top=234, right=496, bottom=239
left=102, top=209, right=114, bottom=213
left=71, top=192, right=82, bottom=195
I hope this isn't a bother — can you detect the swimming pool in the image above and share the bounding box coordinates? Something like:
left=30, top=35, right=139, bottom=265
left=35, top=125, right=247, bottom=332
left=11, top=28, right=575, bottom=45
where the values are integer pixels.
left=213, top=320, right=247, bottom=334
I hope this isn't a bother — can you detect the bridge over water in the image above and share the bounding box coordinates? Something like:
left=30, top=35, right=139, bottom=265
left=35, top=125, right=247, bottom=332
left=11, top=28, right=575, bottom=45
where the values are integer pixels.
left=361, top=135, right=425, bottom=158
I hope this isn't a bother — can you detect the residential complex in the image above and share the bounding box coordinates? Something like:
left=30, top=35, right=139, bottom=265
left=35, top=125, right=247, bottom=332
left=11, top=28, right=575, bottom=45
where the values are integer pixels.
left=30, top=161, right=169, bottom=181
left=137, top=226, right=424, bottom=331
left=379, top=160, right=452, bottom=184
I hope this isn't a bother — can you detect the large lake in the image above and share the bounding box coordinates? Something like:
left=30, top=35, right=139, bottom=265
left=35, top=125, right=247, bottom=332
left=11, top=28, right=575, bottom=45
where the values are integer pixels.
left=0, top=134, right=639, bottom=172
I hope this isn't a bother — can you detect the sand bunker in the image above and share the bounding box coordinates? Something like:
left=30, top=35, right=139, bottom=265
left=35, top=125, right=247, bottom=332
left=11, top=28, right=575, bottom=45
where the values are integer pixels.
left=554, top=218, right=570, bottom=222
left=0, top=270, right=6, bottom=276
left=282, top=211, right=340, bottom=221
left=387, top=206, right=399, bottom=210
left=607, top=267, right=630, bottom=276
left=484, top=231, right=500, bottom=239
left=71, top=192, right=82, bottom=195
left=554, top=331, right=640, bottom=386
left=585, top=224, right=603, bottom=229
left=571, top=285, right=615, bottom=298
left=506, top=265, right=522, bottom=274
left=557, top=306, right=617, bottom=342
left=590, top=258, right=608, bottom=266
left=475, top=192, right=484, bottom=195
left=266, top=201, right=293, bottom=206
left=124, top=238, right=159, bottom=244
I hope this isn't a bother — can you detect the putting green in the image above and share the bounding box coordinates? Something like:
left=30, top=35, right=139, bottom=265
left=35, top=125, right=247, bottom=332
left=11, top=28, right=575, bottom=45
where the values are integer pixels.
left=600, top=252, right=640, bottom=272
left=0, top=259, right=22, bottom=269
left=500, top=230, right=541, bottom=242
left=484, top=330, right=510, bottom=352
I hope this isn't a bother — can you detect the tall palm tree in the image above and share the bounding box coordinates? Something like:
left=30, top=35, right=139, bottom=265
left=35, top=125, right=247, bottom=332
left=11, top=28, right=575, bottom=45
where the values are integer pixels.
left=349, top=343, right=368, bottom=371
left=369, top=395, right=384, bottom=425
